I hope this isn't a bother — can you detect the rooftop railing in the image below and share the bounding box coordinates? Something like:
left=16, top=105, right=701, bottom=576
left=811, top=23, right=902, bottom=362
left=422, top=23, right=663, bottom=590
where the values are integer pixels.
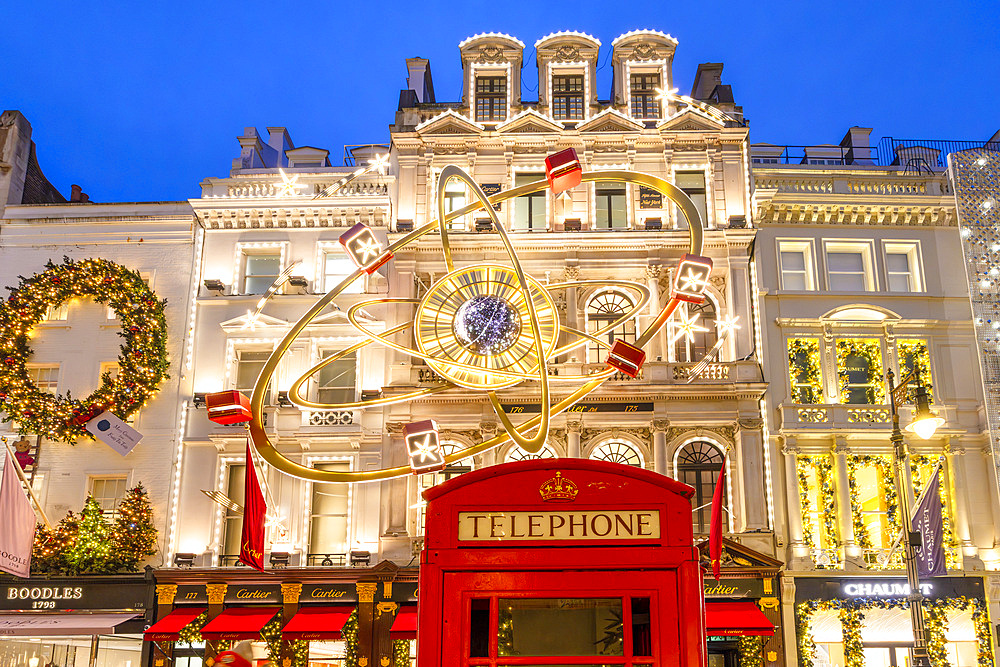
left=752, top=137, right=999, bottom=170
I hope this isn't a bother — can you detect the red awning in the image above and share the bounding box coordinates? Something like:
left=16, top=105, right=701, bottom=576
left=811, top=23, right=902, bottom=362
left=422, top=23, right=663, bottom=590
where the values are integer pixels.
left=144, top=607, right=207, bottom=641
left=705, top=601, right=774, bottom=637
left=389, top=606, right=417, bottom=641
left=282, top=606, right=354, bottom=640
left=201, top=607, right=280, bottom=640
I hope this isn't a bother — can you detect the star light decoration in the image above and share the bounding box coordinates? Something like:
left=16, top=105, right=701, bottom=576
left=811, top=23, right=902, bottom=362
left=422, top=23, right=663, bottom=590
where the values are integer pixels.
left=671, top=253, right=714, bottom=302
left=275, top=169, right=307, bottom=197
left=339, top=222, right=393, bottom=274
left=670, top=305, right=710, bottom=345
left=404, top=419, right=445, bottom=474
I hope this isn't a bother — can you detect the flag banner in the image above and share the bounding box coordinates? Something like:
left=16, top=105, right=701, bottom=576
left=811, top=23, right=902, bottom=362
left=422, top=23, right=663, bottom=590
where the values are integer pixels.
left=239, top=440, right=266, bottom=572
left=708, top=461, right=727, bottom=581
left=0, top=452, right=36, bottom=577
left=912, top=465, right=947, bottom=577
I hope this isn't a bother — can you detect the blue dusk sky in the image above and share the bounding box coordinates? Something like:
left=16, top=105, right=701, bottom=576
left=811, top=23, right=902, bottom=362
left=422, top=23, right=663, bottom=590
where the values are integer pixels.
left=3, top=0, right=998, bottom=202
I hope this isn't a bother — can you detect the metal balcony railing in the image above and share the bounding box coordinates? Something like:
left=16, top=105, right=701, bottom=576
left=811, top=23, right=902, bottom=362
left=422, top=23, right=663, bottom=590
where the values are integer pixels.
left=752, top=137, right=1000, bottom=170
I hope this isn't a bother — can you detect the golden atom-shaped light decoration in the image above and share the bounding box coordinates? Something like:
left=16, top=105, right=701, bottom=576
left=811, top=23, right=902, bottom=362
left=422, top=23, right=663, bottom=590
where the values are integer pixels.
left=247, top=160, right=723, bottom=482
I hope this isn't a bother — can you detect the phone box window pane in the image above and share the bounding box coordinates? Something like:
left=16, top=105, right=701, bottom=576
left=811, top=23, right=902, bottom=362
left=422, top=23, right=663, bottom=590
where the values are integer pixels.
left=497, top=598, right=623, bottom=657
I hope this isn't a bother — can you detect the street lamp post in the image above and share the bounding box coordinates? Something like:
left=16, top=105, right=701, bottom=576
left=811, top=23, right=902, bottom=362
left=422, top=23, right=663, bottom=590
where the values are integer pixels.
left=886, top=368, right=945, bottom=667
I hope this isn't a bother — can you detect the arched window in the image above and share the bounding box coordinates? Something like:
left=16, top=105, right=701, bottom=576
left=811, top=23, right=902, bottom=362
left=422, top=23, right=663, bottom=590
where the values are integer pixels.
left=675, top=441, right=725, bottom=535
left=589, top=441, right=643, bottom=467
left=505, top=445, right=556, bottom=462
left=587, top=290, right=637, bottom=363
left=417, top=443, right=473, bottom=535
left=673, top=300, right=718, bottom=363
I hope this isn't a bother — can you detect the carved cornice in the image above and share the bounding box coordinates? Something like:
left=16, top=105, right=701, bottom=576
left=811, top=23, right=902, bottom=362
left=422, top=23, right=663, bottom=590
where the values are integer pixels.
left=356, top=582, right=378, bottom=604
left=281, top=582, right=302, bottom=604
left=155, top=584, right=178, bottom=605
left=206, top=583, right=227, bottom=605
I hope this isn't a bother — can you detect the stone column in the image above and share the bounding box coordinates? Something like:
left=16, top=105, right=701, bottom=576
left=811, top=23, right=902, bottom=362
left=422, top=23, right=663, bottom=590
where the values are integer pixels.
left=652, top=419, right=669, bottom=475
left=564, top=266, right=580, bottom=362
left=781, top=438, right=810, bottom=569
left=356, top=582, right=378, bottom=667
left=566, top=420, right=582, bottom=458
left=280, top=583, right=302, bottom=666
left=737, top=417, right=768, bottom=531
left=833, top=437, right=862, bottom=569
left=480, top=421, right=498, bottom=467
left=204, top=583, right=227, bottom=665
left=151, top=584, right=177, bottom=667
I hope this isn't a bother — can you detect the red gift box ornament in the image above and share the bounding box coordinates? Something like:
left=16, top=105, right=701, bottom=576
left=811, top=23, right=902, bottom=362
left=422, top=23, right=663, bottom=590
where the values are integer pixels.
left=606, top=339, right=646, bottom=378
left=405, top=419, right=445, bottom=474
left=671, top=253, right=714, bottom=303
left=206, top=390, right=253, bottom=425
left=545, top=148, right=582, bottom=194
left=339, top=222, right=393, bottom=275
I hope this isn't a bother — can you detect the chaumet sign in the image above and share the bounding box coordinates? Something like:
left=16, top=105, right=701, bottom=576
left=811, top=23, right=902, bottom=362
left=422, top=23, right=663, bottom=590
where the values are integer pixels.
left=842, top=582, right=933, bottom=597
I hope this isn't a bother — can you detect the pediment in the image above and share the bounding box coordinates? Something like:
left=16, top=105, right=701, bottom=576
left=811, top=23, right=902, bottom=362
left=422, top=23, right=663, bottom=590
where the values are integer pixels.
left=496, top=109, right=563, bottom=134
left=658, top=108, right=725, bottom=132
left=416, top=110, right=483, bottom=136
left=220, top=312, right=290, bottom=331
left=576, top=108, right=644, bottom=133
left=697, top=537, right=782, bottom=569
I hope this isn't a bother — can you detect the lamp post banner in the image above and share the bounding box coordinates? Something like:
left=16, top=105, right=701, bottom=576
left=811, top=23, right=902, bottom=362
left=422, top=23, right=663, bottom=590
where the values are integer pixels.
left=912, top=466, right=946, bottom=577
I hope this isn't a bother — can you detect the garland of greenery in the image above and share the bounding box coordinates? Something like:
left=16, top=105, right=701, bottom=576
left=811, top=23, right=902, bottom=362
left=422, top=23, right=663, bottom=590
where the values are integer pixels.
left=177, top=612, right=208, bottom=644
left=898, top=339, right=933, bottom=402
left=796, top=455, right=839, bottom=566
left=0, top=257, right=169, bottom=442
left=797, top=596, right=994, bottom=667
left=910, top=455, right=959, bottom=570
left=788, top=338, right=823, bottom=404
left=835, top=338, right=884, bottom=404
left=846, top=455, right=901, bottom=568
left=393, top=639, right=411, bottom=667
left=261, top=614, right=309, bottom=667
left=341, top=609, right=358, bottom=667
left=737, top=635, right=762, bottom=667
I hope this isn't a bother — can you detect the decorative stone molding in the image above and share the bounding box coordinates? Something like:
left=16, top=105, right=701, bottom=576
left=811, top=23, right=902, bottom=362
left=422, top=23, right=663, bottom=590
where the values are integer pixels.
left=651, top=419, right=670, bottom=432
left=281, top=582, right=302, bottom=604
left=833, top=436, right=850, bottom=455
left=206, top=583, right=227, bottom=605
left=386, top=422, right=405, bottom=435
left=582, top=427, right=650, bottom=444
left=644, top=264, right=662, bottom=279
left=155, top=584, right=178, bottom=605
left=563, top=266, right=580, bottom=280
left=565, top=420, right=582, bottom=433
left=709, top=275, right=726, bottom=296
left=945, top=437, right=966, bottom=456
left=737, top=418, right=764, bottom=431
left=477, top=45, right=507, bottom=63
left=553, top=45, right=582, bottom=62
left=356, top=582, right=378, bottom=604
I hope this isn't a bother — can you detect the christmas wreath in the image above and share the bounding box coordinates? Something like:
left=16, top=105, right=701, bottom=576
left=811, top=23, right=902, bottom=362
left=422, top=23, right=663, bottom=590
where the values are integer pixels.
left=0, top=257, right=169, bottom=442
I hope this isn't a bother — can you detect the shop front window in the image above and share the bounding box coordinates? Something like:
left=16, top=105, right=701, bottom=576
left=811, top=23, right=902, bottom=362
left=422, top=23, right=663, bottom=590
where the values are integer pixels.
left=836, top=339, right=884, bottom=404
left=787, top=338, right=823, bottom=404
left=898, top=339, right=933, bottom=402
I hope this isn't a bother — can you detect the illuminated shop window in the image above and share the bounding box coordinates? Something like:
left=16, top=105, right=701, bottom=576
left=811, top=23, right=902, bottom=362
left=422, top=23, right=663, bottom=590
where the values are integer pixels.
left=835, top=339, right=884, bottom=404
left=475, top=76, right=507, bottom=122
left=799, top=463, right=837, bottom=553
left=898, top=339, right=933, bottom=402
left=675, top=441, right=724, bottom=534
left=853, top=461, right=896, bottom=555
left=787, top=338, right=822, bottom=404
left=589, top=441, right=643, bottom=467
left=45, top=303, right=69, bottom=321
left=552, top=74, right=584, bottom=120
left=630, top=72, right=661, bottom=119
left=586, top=290, right=636, bottom=363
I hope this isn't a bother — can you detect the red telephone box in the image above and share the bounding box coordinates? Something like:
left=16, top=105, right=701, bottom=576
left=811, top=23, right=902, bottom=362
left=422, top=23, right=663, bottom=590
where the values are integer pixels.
left=417, top=459, right=707, bottom=667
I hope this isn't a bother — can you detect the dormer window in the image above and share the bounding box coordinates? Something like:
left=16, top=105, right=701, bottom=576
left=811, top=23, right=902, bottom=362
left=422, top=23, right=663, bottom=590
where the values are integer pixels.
left=552, top=74, right=584, bottom=120
left=475, top=76, right=507, bottom=122
left=630, top=73, right=661, bottom=119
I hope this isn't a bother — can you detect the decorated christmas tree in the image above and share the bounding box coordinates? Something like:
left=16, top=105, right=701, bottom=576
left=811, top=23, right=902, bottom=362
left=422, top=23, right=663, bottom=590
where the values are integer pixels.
left=111, top=483, right=157, bottom=571
left=64, top=497, right=113, bottom=574
left=31, top=511, right=78, bottom=574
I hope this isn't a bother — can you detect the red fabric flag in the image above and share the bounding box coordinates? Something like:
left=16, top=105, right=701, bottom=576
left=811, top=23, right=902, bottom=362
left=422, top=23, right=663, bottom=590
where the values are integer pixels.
left=708, top=460, right=727, bottom=581
left=239, top=440, right=266, bottom=572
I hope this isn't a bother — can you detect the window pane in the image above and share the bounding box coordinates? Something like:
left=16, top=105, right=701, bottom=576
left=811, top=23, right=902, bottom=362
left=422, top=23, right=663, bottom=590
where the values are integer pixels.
left=244, top=253, right=281, bottom=294
left=887, top=273, right=912, bottom=292
left=310, top=462, right=350, bottom=555
left=223, top=464, right=246, bottom=556
left=828, top=252, right=864, bottom=272
left=236, top=351, right=271, bottom=392
left=497, top=598, right=623, bottom=657
left=317, top=351, right=356, bottom=404
left=780, top=250, right=806, bottom=272
left=783, top=272, right=807, bottom=291
left=513, top=173, right=545, bottom=231
left=828, top=272, right=866, bottom=291
left=886, top=253, right=910, bottom=273
left=324, top=253, right=364, bottom=293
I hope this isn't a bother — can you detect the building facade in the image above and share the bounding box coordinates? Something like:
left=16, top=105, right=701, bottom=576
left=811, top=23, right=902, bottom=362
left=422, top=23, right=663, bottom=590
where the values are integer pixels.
left=754, top=132, right=1000, bottom=665
left=1, top=28, right=999, bottom=667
